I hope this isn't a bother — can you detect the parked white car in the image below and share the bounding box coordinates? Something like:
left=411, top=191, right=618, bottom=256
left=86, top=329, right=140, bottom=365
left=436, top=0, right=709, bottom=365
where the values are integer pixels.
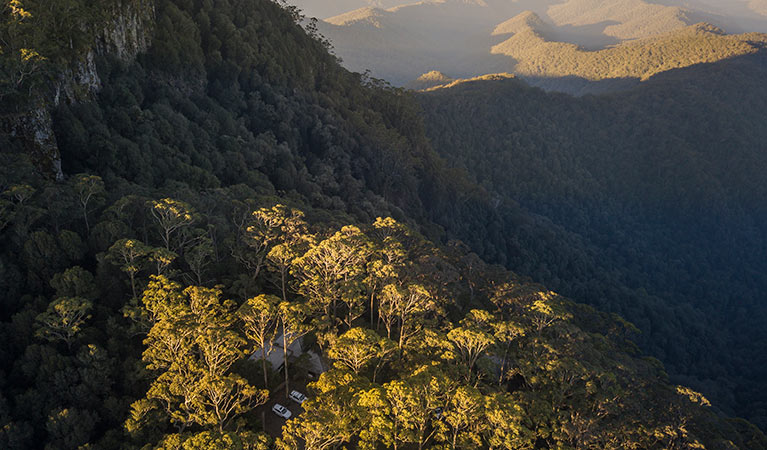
left=289, top=390, right=308, bottom=404
left=272, top=403, right=292, bottom=419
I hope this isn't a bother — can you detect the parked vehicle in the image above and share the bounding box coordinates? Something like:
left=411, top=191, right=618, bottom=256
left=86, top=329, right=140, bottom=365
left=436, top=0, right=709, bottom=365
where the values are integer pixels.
left=272, top=403, right=292, bottom=419
left=289, top=390, right=308, bottom=404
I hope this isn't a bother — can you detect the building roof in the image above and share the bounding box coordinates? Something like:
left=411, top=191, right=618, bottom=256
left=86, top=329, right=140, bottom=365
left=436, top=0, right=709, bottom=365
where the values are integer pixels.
left=249, top=334, right=304, bottom=370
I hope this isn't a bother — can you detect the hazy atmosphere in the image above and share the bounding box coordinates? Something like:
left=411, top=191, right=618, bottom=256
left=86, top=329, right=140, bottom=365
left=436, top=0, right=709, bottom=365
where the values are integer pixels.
left=288, top=0, right=767, bottom=89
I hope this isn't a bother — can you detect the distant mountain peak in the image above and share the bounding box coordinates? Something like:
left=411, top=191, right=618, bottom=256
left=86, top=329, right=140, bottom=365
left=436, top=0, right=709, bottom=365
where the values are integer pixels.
left=493, top=11, right=549, bottom=36
left=419, top=70, right=451, bottom=80
left=325, top=7, right=390, bottom=26
left=406, top=70, right=456, bottom=90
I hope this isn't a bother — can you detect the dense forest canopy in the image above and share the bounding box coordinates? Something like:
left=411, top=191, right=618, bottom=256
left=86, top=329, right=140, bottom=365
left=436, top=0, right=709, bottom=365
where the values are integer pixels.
left=1, top=0, right=766, bottom=448
left=417, top=51, right=767, bottom=430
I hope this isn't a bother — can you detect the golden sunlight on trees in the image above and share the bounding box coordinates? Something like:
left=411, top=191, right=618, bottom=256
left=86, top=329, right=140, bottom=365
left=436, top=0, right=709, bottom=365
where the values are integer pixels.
left=35, top=296, right=92, bottom=350
left=277, top=300, right=310, bottom=398
left=72, top=174, right=104, bottom=233
left=293, top=225, right=373, bottom=330
left=245, top=204, right=310, bottom=283
left=484, top=393, right=535, bottom=449
left=447, top=310, right=497, bottom=377
left=441, top=385, right=485, bottom=450
left=127, top=281, right=267, bottom=435
left=327, top=327, right=395, bottom=377
left=150, top=198, right=196, bottom=251
left=5, top=0, right=767, bottom=445
left=238, top=294, right=280, bottom=388
left=384, top=283, right=433, bottom=350
left=527, top=291, right=571, bottom=333
left=2, top=185, right=755, bottom=448
left=278, top=370, right=364, bottom=450
left=107, top=238, right=150, bottom=299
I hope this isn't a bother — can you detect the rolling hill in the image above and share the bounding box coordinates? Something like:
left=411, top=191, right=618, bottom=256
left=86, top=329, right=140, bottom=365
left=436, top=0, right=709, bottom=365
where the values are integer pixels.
left=286, top=0, right=767, bottom=92
left=491, top=17, right=767, bottom=93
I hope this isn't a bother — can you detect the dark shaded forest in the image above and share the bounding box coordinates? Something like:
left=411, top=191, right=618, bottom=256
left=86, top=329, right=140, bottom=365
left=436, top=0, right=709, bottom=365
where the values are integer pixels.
left=417, top=52, right=767, bottom=430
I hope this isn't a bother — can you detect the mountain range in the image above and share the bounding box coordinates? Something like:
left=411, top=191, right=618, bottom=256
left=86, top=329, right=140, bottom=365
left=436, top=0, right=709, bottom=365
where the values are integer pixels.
left=287, top=0, right=767, bottom=92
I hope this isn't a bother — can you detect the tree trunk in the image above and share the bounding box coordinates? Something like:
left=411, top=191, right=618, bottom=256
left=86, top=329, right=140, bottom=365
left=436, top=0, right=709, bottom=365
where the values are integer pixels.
left=262, top=343, right=269, bottom=388
left=373, top=358, right=384, bottom=383
left=370, top=291, right=375, bottom=326
left=83, top=207, right=90, bottom=234
left=129, top=271, right=137, bottom=300
left=280, top=268, right=287, bottom=302
left=398, top=317, right=406, bottom=350
left=283, top=331, right=290, bottom=399
left=499, top=343, right=510, bottom=387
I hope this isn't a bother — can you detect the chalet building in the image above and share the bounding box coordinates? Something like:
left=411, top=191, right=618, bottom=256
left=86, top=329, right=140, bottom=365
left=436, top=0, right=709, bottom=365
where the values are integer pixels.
left=250, top=334, right=327, bottom=378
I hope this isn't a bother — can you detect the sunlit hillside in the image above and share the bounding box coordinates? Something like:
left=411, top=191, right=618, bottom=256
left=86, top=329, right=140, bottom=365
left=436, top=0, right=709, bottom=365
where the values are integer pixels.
left=662, top=0, right=767, bottom=22
left=545, top=0, right=694, bottom=40
left=290, top=0, right=767, bottom=92
left=491, top=17, right=766, bottom=82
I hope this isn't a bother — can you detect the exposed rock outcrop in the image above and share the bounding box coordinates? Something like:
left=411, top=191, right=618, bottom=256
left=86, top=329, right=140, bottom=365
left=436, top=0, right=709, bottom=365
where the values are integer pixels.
left=10, top=0, right=155, bottom=180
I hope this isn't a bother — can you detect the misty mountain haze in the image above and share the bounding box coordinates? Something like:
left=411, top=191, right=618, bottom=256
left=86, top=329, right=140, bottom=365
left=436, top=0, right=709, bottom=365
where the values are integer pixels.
left=287, top=0, right=404, bottom=19
left=286, top=0, right=767, bottom=90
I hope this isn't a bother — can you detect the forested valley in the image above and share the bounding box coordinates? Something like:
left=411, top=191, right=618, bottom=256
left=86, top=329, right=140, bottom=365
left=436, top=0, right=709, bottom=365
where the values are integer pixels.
left=418, top=53, right=767, bottom=430
left=1, top=0, right=766, bottom=449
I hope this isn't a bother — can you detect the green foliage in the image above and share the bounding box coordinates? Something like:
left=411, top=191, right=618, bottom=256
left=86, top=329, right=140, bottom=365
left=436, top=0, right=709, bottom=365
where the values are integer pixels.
left=327, top=327, right=393, bottom=376
left=129, top=281, right=268, bottom=438
left=0, top=0, right=123, bottom=106
left=418, top=57, right=767, bottom=428
left=1, top=0, right=766, bottom=448
left=238, top=294, right=279, bottom=388
left=156, top=430, right=271, bottom=450
left=35, top=296, right=92, bottom=349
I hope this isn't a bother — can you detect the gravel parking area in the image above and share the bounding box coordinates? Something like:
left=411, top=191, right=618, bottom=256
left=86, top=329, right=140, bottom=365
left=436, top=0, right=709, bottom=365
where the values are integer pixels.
left=259, top=381, right=309, bottom=438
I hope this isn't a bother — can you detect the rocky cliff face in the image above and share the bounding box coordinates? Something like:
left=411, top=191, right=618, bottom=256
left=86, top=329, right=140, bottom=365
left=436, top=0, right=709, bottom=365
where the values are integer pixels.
left=97, top=0, right=156, bottom=62
left=12, top=0, right=155, bottom=180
